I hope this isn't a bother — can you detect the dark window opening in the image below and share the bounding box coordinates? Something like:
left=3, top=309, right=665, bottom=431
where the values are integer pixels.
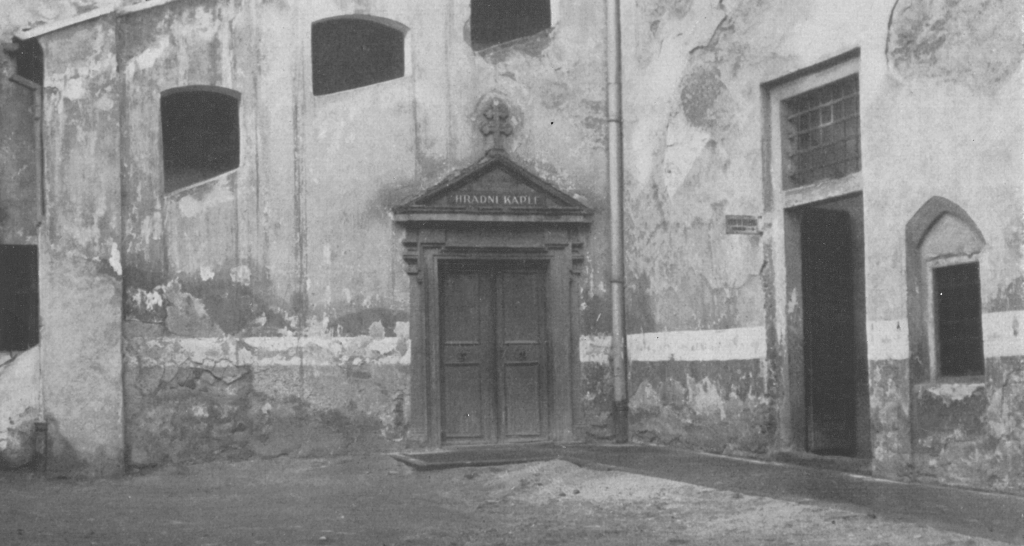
left=0, top=245, right=39, bottom=351
left=783, top=75, right=860, bottom=187
left=161, top=88, right=239, bottom=193
left=471, top=0, right=551, bottom=50
left=311, top=18, right=405, bottom=96
left=934, top=262, right=984, bottom=377
left=9, top=38, right=43, bottom=86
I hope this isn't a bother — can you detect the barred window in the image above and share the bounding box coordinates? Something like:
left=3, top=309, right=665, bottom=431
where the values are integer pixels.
left=934, top=262, right=984, bottom=377
left=471, top=0, right=551, bottom=50
left=312, top=17, right=405, bottom=96
left=783, top=75, right=860, bottom=187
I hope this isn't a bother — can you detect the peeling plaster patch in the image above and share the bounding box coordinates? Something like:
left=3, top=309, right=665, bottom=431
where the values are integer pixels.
left=579, top=335, right=612, bottom=364
left=61, top=74, right=88, bottom=101
left=199, top=266, right=215, bottom=282
left=663, top=117, right=711, bottom=199
left=868, top=320, right=910, bottom=360
left=631, top=380, right=662, bottom=413
left=0, top=346, right=41, bottom=468
left=920, top=382, right=985, bottom=403
left=230, top=265, right=251, bottom=286
left=125, top=34, right=170, bottom=77
left=108, top=242, right=122, bottom=276
left=174, top=181, right=233, bottom=219
left=689, top=375, right=727, bottom=420
left=982, top=310, right=1024, bottom=357
left=888, top=0, right=1023, bottom=89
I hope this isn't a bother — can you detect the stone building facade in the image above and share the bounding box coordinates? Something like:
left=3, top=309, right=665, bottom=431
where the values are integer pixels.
left=0, top=0, right=1020, bottom=495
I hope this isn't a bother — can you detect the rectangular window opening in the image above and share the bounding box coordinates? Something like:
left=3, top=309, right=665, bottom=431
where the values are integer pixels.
left=933, top=262, right=984, bottom=377
left=782, top=74, right=860, bottom=187
left=471, top=0, right=551, bottom=50
left=0, top=245, right=39, bottom=351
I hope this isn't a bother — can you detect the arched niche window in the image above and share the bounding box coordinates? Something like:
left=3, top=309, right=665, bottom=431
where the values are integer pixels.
left=161, top=86, right=240, bottom=193
left=471, top=0, right=551, bottom=50
left=906, top=197, right=986, bottom=382
left=311, top=16, right=406, bottom=96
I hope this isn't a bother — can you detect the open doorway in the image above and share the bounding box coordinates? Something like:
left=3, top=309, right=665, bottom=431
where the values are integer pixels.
left=794, top=195, right=870, bottom=458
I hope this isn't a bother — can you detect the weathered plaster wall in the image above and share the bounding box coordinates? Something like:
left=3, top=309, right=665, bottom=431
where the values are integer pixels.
left=38, top=17, right=124, bottom=476
left=611, top=0, right=1023, bottom=494
left=0, top=347, right=41, bottom=468
left=106, top=0, right=609, bottom=465
left=865, top=0, right=1023, bottom=492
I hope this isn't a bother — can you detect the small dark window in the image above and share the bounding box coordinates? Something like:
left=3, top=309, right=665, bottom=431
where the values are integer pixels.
left=11, top=38, right=43, bottom=86
left=934, top=262, right=984, bottom=377
left=161, top=88, right=240, bottom=193
left=0, top=245, right=39, bottom=351
left=471, top=0, right=551, bottom=50
left=783, top=75, right=860, bottom=187
left=311, top=18, right=405, bottom=96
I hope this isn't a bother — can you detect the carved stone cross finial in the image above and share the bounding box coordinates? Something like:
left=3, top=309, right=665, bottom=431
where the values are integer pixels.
left=479, top=99, right=513, bottom=150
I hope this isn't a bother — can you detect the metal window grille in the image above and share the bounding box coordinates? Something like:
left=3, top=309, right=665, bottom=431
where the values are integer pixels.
left=783, top=75, right=860, bottom=187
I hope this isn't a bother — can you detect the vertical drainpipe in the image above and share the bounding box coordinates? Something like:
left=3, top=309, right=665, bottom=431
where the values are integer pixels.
left=606, top=0, right=629, bottom=443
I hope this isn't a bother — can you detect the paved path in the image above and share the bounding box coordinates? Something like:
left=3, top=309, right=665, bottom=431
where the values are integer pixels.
left=398, top=443, right=1024, bottom=544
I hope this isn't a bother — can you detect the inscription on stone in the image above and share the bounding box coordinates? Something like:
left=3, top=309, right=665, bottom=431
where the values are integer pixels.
left=448, top=193, right=544, bottom=207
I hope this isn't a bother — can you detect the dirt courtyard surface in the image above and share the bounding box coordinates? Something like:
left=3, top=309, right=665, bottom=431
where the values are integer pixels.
left=0, top=455, right=1011, bottom=545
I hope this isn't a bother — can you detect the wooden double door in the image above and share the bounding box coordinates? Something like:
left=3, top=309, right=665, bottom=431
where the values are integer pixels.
left=439, top=261, right=548, bottom=444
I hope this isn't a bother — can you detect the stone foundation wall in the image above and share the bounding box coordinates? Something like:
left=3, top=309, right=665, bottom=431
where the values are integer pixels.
left=123, top=321, right=410, bottom=467
left=580, top=327, right=775, bottom=456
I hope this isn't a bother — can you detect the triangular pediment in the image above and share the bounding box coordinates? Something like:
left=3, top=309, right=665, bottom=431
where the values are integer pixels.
left=393, top=150, right=592, bottom=224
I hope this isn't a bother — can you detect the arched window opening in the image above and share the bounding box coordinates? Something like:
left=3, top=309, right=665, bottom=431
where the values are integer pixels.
left=311, top=17, right=405, bottom=96
left=471, top=0, right=551, bottom=51
left=161, top=87, right=240, bottom=193
left=906, top=197, right=986, bottom=381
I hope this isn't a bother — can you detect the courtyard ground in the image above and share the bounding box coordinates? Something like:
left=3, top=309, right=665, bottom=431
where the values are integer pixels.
left=0, top=452, right=1016, bottom=545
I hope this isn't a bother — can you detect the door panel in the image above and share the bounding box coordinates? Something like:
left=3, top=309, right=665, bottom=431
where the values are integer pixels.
left=442, top=365, right=484, bottom=439
left=503, top=363, right=541, bottom=436
left=498, top=271, right=546, bottom=439
left=440, top=269, right=495, bottom=441
left=801, top=208, right=857, bottom=455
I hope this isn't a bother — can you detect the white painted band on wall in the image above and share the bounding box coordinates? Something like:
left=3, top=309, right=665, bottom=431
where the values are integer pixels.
left=581, top=310, right=1024, bottom=366
left=134, top=335, right=410, bottom=368
left=982, top=310, right=1024, bottom=358
left=867, top=319, right=910, bottom=361
left=867, top=310, right=1024, bottom=362
left=580, top=326, right=767, bottom=364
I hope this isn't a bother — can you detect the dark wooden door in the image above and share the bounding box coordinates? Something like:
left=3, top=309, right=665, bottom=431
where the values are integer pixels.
left=440, top=263, right=547, bottom=443
left=801, top=208, right=857, bottom=455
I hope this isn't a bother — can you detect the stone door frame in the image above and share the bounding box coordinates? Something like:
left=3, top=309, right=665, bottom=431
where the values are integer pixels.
left=398, top=224, right=587, bottom=447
